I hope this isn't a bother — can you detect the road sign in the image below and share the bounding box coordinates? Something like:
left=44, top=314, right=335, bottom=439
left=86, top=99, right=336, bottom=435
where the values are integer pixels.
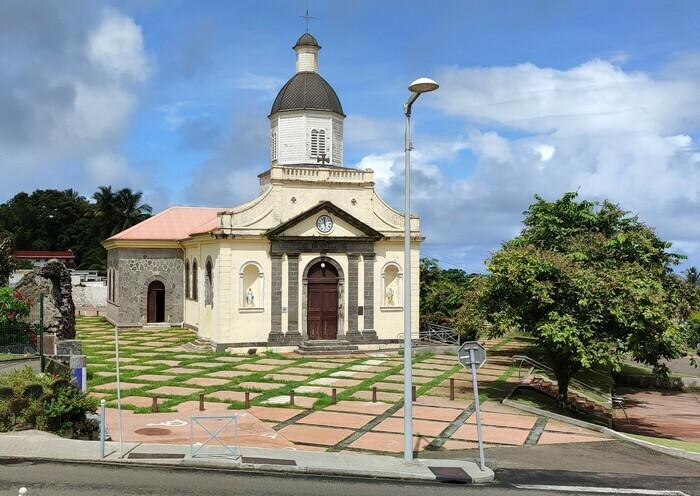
left=457, top=341, right=487, bottom=472
left=458, top=341, right=487, bottom=369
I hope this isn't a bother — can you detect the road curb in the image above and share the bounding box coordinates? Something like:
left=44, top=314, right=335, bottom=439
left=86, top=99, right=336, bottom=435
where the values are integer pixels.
left=0, top=432, right=495, bottom=484
left=0, top=452, right=494, bottom=484
left=502, top=397, right=700, bottom=463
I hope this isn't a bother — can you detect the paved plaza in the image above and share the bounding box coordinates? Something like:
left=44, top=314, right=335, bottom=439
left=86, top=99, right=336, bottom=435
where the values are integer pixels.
left=79, top=317, right=612, bottom=454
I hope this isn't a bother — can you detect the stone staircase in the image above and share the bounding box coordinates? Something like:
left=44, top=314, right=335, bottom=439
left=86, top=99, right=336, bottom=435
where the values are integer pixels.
left=182, top=338, right=213, bottom=353
left=297, top=340, right=361, bottom=355
left=523, top=374, right=612, bottom=422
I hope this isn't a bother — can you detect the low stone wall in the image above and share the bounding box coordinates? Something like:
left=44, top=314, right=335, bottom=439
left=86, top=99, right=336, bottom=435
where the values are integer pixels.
left=73, top=285, right=107, bottom=309
left=616, top=373, right=700, bottom=392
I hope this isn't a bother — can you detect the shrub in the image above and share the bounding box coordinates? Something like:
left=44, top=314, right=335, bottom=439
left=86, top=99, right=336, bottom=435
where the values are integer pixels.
left=0, top=366, right=98, bottom=438
left=0, top=288, right=32, bottom=323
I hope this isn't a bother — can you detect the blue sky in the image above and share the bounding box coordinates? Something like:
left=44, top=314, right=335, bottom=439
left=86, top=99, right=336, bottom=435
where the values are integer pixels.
left=2, top=0, right=700, bottom=273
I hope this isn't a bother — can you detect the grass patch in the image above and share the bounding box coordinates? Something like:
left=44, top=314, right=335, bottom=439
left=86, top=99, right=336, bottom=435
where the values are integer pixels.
left=627, top=433, right=700, bottom=453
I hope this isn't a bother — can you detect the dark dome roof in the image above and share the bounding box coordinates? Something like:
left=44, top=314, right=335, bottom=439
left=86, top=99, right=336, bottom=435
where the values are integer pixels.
left=270, top=71, right=344, bottom=116
left=294, top=32, right=320, bottom=49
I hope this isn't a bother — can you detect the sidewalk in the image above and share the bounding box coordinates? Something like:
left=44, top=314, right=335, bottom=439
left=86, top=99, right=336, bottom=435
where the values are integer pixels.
left=0, top=430, right=494, bottom=484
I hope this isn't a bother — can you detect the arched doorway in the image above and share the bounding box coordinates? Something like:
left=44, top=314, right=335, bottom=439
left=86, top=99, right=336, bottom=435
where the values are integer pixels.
left=307, top=261, right=339, bottom=340
left=147, top=280, right=165, bottom=323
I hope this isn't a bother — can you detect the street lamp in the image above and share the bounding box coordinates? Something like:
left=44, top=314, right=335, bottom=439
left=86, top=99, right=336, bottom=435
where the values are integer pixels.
left=403, top=77, right=439, bottom=462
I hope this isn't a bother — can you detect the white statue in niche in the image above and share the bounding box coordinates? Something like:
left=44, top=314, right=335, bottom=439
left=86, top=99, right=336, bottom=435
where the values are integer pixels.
left=246, top=288, right=255, bottom=307
left=385, top=287, right=395, bottom=306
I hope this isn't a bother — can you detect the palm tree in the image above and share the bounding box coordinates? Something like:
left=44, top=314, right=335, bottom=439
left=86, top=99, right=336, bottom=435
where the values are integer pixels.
left=62, top=188, right=84, bottom=202
left=686, top=267, right=699, bottom=288
left=92, top=186, right=117, bottom=239
left=113, top=188, right=152, bottom=234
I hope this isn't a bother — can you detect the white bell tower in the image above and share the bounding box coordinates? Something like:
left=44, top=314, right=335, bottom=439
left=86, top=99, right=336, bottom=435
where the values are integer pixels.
left=269, top=33, right=345, bottom=167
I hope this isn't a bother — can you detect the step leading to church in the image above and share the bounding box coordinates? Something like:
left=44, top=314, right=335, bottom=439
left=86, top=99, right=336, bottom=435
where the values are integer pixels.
left=297, top=340, right=362, bottom=355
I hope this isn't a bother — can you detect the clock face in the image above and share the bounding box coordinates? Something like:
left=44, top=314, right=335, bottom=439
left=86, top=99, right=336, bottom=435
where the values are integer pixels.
left=316, top=215, right=333, bottom=234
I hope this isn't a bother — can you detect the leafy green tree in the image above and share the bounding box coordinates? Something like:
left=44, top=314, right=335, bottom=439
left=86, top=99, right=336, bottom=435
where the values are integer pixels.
left=0, top=186, right=152, bottom=272
left=0, top=236, right=17, bottom=286
left=686, top=267, right=699, bottom=288
left=420, top=257, right=480, bottom=330
left=480, top=192, right=688, bottom=405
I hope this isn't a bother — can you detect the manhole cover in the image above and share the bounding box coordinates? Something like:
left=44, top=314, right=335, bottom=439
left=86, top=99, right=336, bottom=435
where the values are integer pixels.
left=135, top=427, right=171, bottom=436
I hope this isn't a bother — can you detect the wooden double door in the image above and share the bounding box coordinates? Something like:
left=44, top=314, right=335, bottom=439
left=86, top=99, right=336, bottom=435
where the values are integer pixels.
left=307, top=262, right=339, bottom=340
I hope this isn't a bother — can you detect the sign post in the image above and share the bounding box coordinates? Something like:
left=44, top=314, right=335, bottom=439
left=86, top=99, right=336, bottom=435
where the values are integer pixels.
left=458, top=341, right=487, bottom=471
left=114, top=325, right=124, bottom=458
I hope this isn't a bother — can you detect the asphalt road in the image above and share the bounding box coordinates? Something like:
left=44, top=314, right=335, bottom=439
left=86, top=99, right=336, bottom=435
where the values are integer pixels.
left=1, top=441, right=698, bottom=496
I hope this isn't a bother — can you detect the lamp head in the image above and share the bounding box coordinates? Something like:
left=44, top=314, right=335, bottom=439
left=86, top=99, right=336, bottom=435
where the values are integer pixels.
left=408, top=77, right=439, bottom=94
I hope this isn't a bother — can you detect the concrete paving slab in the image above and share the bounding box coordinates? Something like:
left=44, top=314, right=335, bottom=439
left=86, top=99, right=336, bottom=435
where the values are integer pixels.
left=451, top=424, right=529, bottom=445
left=235, top=363, right=278, bottom=372
left=133, top=374, right=177, bottom=383
left=465, top=411, right=538, bottom=430
left=537, top=431, right=613, bottom=445
left=373, top=417, right=449, bottom=437
left=298, top=411, right=376, bottom=429
left=206, top=390, right=259, bottom=402
left=294, top=385, right=344, bottom=395
left=262, top=395, right=317, bottom=408
left=325, top=400, right=393, bottom=415
left=393, top=405, right=463, bottom=422
left=279, top=424, right=354, bottom=446
left=353, top=390, right=402, bottom=402
left=93, top=381, right=145, bottom=391
left=309, top=377, right=362, bottom=387
left=162, top=367, right=201, bottom=375
left=246, top=406, right=304, bottom=422
left=147, top=386, right=202, bottom=396
left=182, top=377, right=230, bottom=387
left=207, top=370, right=252, bottom=379
left=349, top=432, right=433, bottom=453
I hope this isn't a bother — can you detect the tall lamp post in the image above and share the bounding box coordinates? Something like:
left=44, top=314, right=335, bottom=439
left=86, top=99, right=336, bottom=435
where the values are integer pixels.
left=403, top=77, right=439, bottom=462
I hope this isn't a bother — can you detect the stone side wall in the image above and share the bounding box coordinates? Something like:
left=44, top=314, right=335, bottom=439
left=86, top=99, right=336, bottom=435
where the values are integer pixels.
left=114, top=248, right=183, bottom=326
left=73, top=285, right=107, bottom=309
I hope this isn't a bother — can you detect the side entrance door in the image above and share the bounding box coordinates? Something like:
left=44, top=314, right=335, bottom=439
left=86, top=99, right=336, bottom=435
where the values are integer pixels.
left=147, top=281, right=165, bottom=323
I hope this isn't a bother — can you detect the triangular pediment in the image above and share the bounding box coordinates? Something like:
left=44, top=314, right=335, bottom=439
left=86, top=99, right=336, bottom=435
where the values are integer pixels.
left=267, top=201, right=383, bottom=240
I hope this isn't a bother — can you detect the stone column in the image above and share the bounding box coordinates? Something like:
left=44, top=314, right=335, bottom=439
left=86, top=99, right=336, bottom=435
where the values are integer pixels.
left=346, top=254, right=361, bottom=342
left=268, top=253, right=285, bottom=343
left=286, top=253, right=301, bottom=343
left=362, top=253, right=377, bottom=341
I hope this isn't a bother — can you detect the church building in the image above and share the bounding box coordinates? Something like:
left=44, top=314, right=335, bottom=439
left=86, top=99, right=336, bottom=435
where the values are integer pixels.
left=103, top=32, right=420, bottom=352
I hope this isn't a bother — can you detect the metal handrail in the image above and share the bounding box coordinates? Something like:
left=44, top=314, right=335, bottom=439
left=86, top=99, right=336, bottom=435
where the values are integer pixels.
left=512, top=354, right=612, bottom=406
left=419, top=322, right=461, bottom=345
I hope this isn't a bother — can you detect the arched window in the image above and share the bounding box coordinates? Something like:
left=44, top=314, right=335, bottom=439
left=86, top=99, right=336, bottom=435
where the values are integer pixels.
left=310, top=129, right=326, bottom=159
left=184, top=259, right=190, bottom=299
left=204, top=257, right=214, bottom=307
left=239, top=261, right=264, bottom=310
left=191, top=259, right=198, bottom=301
left=382, top=262, right=402, bottom=307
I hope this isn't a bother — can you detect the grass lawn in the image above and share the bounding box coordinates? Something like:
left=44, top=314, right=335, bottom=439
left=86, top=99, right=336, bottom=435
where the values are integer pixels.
left=627, top=433, right=700, bottom=454
left=76, top=316, right=476, bottom=414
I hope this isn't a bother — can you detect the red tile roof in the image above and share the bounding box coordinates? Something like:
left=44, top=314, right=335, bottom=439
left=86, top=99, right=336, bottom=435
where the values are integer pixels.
left=15, top=250, right=75, bottom=259
left=106, top=207, right=222, bottom=241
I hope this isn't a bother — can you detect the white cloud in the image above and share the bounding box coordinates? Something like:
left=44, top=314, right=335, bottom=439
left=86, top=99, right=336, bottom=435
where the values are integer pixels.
left=0, top=2, right=153, bottom=201
left=233, top=72, right=285, bottom=93
left=533, top=144, right=556, bottom=162
left=87, top=8, right=152, bottom=82
left=359, top=57, right=700, bottom=270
